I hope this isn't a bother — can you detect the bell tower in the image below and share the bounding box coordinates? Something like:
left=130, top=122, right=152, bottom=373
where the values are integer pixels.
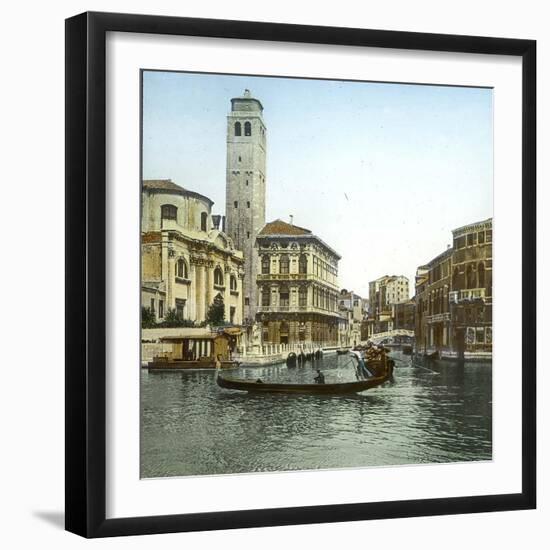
left=226, top=90, right=267, bottom=322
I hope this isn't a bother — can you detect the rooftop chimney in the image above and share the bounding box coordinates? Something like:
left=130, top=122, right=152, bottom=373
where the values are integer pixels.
left=289, top=214, right=294, bottom=225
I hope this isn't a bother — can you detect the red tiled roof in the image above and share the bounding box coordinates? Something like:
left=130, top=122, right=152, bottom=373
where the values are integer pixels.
left=258, top=219, right=312, bottom=236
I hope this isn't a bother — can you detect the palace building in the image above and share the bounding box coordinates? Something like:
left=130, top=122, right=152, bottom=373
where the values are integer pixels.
left=415, top=218, right=493, bottom=359
left=255, top=219, right=341, bottom=347
left=415, top=248, right=453, bottom=353
left=141, top=179, right=244, bottom=325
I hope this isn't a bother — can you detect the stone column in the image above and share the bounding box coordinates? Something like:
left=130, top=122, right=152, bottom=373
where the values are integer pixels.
left=189, top=261, right=197, bottom=321
left=165, top=245, right=175, bottom=309
left=195, top=263, right=204, bottom=321
left=224, top=267, right=231, bottom=322
left=205, top=262, right=213, bottom=315
left=238, top=270, right=245, bottom=325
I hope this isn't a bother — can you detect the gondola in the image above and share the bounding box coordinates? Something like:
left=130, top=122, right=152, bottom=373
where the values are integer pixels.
left=402, top=345, right=413, bottom=355
left=216, top=359, right=391, bottom=395
left=286, top=352, right=297, bottom=368
left=336, top=348, right=349, bottom=355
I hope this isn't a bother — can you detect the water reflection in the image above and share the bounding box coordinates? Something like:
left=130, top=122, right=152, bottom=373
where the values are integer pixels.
left=141, top=352, right=492, bottom=478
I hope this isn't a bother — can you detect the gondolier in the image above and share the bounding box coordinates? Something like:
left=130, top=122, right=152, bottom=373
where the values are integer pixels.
left=350, top=350, right=374, bottom=379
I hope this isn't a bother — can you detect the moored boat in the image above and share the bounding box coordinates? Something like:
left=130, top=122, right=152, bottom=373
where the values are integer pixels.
left=147, top=329, right=240, bottom=371
left=286, top=352, right=297, bottom=368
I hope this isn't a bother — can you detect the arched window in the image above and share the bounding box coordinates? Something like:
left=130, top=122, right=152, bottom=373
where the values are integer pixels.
left=279, top=285, right=289, bottom=307
left=161, top=204, right=177, bottom=221
left=279, top=254, right=290, bottom=274
left=299, top=286, right=307, bottom=307
left=244, top=121, right=251, bottom=136
left=214, top=267, right=224, bottom=287
left=478, top=262, right=485, bottom=289
left=261, top=287, right=270, bottom=307
left=467, top=264, right=476, bottom=289
left=200, top=212, right=208, bottom=232
left=452, top=267, right=461, bottom=291
left=175, top=258, right=188, bottom=279
left=234, top=122, right=241, bottom=136
left=280, top=321, right=289, bottom=335
left=261, top=255, right=270, bottom=274
left=230, top=275, right=238, bottom=291
left=299, top=254, right=307, bottom=274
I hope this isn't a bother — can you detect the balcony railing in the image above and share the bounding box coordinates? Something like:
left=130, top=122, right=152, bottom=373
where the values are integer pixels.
left=257, top=273, right=338, bottom=287
left=449, top=288, right=486, bottom=303
left=258, top=305, right=340, bottom=316
left=426, top=312, right=451, bottom=323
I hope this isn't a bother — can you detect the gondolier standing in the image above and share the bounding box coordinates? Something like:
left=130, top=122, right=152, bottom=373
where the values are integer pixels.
left=350, top=350, right=374, bottom=379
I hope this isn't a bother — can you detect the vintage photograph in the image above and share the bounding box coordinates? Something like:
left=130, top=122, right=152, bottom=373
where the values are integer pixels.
left=140, top=70, right=493, bottom=478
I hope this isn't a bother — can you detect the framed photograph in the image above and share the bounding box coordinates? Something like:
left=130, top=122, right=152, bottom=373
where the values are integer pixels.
left=65, top=11, right=536, bottom=538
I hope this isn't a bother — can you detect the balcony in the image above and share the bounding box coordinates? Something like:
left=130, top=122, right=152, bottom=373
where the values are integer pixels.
left=426, top=312, right=451, bottom=324
left=257, top=305, right=340, bottom=317
left=175, top=277, right=191, bottom=285
left=257, top=273, right=338, bottom=288
left=257, top=273, right=305, bottom=281
left=449, top=288, right=486, bottom=303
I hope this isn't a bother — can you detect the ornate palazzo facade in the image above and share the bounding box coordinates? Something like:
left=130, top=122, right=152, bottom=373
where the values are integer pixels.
left=415, top=218, right=493, bottom=358
left=255, top=219, right=341, bottom=347
left=141, top=179, right=244, bottom=325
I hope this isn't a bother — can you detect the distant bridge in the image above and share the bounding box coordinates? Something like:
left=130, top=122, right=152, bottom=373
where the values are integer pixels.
left=368, top=329, right=415, bottom=341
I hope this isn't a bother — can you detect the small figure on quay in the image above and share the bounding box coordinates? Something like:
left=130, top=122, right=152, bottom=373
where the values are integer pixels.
left=314, top=369, right=325, bottom=384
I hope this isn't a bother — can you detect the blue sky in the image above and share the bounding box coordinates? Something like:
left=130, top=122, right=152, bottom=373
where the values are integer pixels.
left=142, top=70, right=493, bottom=299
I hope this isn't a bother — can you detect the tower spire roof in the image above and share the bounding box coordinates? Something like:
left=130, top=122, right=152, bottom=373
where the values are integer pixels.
left=230, top=90, right=264, bottom=112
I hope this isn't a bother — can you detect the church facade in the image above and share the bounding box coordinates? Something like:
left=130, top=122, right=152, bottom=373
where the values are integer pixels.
left=255, top=219, right=342, bottom=347
left=141, top=179, right=244, bottom=326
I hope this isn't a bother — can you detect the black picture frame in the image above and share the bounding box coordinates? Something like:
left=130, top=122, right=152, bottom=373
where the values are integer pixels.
left=65, top=11, right=536, bottom=538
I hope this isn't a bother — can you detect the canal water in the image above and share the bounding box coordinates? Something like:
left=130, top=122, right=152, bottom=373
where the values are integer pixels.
left=140, top=352, right=492, bottom=478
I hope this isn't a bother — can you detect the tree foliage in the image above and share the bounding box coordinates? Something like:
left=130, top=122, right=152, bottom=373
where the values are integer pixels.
left=160, top=308, right=201, bottom=328
left=141, top=306, right=156, bottom=328
left=206, top=294, right=225, bottom=326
